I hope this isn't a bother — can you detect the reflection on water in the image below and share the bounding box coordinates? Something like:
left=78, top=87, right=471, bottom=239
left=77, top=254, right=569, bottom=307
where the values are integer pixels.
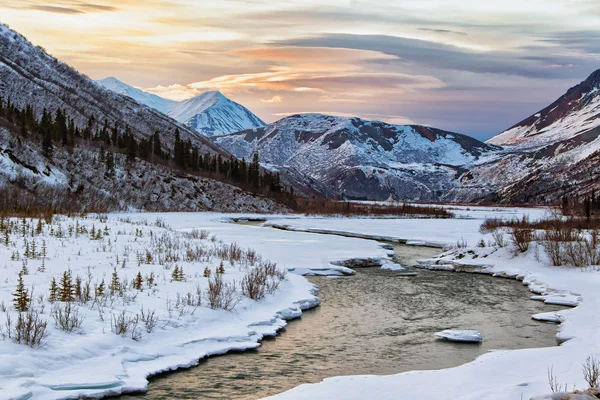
left=121, top=245, right=563, bottom=400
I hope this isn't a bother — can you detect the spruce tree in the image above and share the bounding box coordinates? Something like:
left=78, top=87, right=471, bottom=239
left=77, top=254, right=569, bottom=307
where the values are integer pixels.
left=171, top=265, right=180, bottom=281
left=59, top=270, right=74, bottom=302
left=74, top=276, right=82, bottom=301
left=134, top=272, right=143, bottom=290
left=110, top=268, right=120, bottom=294
left=13, top=272, right=30, bottom=312
left=96, top=279, right=106, bottom=297
left=48, top=277, right=58, bottom=303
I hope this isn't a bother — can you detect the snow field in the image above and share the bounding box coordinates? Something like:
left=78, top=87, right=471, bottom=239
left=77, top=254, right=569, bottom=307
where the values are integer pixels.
left=0, top=214, right=321, bottom=399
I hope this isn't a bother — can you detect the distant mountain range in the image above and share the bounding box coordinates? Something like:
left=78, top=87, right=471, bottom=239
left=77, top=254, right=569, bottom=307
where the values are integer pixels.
left=97, top=77, right=265, bottom=137
left=214, top=70, right=600, bottom=203
left=96, top=68, right=600, bottom=203
left=215, top=114, right=499, bottom=201
left=4, top=21, right=600, bottom=205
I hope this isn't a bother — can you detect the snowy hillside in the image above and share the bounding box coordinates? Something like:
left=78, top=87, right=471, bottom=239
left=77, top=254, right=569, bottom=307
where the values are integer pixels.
left=0, top=24, right=223, bottom=154
left=0, top=123, right=285, bottom=213
left=98, top=78, right=265, bottom=137
left=450, top=69, right=600, bottom=203
left=215, top=114, right=500, bottom=201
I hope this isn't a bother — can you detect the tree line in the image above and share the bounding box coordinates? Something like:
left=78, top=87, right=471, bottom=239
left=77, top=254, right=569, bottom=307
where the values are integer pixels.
left=0, top=97, right=294, bottom=203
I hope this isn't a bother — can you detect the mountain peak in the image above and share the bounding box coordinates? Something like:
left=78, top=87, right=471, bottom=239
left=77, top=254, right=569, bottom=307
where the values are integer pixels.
left=488, top=69, right=600, bottom=147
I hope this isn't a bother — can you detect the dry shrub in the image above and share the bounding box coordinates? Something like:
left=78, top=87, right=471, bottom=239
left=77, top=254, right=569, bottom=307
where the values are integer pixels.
left=491, top=229, right=507, bottom=248
left=511, top=227, right=534, bottom=253
left=294, top=199, right=451, bottom=218
left=111, top=310, right=141, bottom=340
left=583, top=355, right=600, bottom=389
left=139, top=307, right=159, bottom=333
left=205, top=274, right=240, bottom=311
left=3, top=310, right=49, bottom=347
left=241, top=261, right=286, bottom=300
left=51, top=302, right=84, bottom=333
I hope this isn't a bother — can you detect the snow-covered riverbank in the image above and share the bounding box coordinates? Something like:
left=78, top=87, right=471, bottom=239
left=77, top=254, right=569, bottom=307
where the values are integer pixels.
left=3, top=208, right=587, bottom=400
left=0, top=213, right=395, bottom=400
left=261, top=209, right=600, bottom=400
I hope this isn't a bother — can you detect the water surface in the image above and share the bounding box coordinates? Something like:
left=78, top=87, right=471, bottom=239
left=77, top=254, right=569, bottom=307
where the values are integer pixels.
left=122, top=245, right=563, bottom=400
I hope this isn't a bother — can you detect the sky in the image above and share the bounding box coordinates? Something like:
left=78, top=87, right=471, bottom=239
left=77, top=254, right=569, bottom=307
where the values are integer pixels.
left=2, top=0, right=600, bottom=139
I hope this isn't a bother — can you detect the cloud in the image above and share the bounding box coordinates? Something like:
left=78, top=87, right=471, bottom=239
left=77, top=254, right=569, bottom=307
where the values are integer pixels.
left=261, top=95, right=282, bottom=103
left=538, top=30, right=600, bottom=54
left=275, top=33, right=589, bottom=80
left=78, top=3, right=118, bottom=12
left=28, top=5, right=83, bottom=14
left=418, top=28, right=467, bottom=36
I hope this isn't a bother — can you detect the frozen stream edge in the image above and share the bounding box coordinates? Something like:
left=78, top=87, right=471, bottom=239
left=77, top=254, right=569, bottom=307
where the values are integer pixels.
left=260, top=217, right=591, bottom=400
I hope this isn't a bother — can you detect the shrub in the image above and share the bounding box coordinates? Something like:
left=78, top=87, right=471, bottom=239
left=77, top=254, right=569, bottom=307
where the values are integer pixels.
left=139, top=307, right=158, bottom=333
left=10, top=310, right=49, bottom=347
left=204, top=274, right=239, bottom=311
left=511, top=228, right=533, bottom=253
left=51, top=302, right=84, bottom=333
left=583, top=355, right=600, bottom=389
left=491, top=229, right=507, bottom=248
left=241, top=262, right=286, bottom=300
left=111, top=310, right=141, bottom=340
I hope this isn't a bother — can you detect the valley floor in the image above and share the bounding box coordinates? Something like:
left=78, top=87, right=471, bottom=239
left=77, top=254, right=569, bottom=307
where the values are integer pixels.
left=0, top=212, right=392, bottom=400
left=1, top=207, right=594, bottom=400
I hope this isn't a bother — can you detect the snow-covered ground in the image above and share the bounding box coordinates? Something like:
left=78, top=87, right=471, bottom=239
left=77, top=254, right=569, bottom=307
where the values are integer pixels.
left=3, top=207, right=595, bottom=400
left=264, top=205, right=551, bottom=248
left=0, top=212, right=393, bottom=400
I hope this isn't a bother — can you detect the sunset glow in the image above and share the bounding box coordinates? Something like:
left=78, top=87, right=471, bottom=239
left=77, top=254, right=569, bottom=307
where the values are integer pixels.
left=3, top=0, right=599, bottom=137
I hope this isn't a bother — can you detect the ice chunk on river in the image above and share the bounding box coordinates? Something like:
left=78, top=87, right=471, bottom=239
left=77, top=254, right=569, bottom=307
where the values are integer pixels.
left=435, top=329, right=483, bottom=343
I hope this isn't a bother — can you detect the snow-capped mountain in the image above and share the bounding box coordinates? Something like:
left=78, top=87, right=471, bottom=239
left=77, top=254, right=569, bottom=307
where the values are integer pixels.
left=98, top=78, right=265, bottom=137
left=0, top=24, right=223, bottom=154
left=97, top=77, right=176, bottom=113
left=450, top=69, right=600, bottom=203
left=167, top=91, right=266, bottom=137
left=215, top=114, right=500, bottom=201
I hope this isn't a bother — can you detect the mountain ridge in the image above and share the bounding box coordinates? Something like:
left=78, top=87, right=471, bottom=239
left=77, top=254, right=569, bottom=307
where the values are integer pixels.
left=214, top=113, right=500, bottom=201
left=98, top=77, right=265, bottom=137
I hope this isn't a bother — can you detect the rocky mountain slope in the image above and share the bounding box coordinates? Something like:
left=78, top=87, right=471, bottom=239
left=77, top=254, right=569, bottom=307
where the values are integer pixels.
left=0, top=24, right=223, bottom=155
left=214, top=114, right=500, bottom=201
left=488, top=70, right=600, bottom=149
left=0, top=117, right=285, bottom=213
left=450, top=69, right=600, bottom=203
left=98, top=77, right=265, bottom=137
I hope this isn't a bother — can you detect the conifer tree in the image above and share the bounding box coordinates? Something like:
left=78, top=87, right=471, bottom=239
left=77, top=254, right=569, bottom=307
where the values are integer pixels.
left=48, top=277, right=58, bottom=303
left=13, top=272, right=30, bottom=312
left=133, top=272, right=143, bottom=290
left=171, top=265, right=180, bottom=281
left=59, top=270, right=74, bottom=302
left=20, top=261, right=29, bottom=276
left=96, top=279, right=106, bottom=297
left=110, top=268, right=120, bottom=294
left=74, top=276, right=82, bottom=301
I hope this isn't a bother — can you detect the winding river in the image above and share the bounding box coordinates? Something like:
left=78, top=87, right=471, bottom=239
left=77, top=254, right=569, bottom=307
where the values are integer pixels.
left=121, top=243, right=564, bottom=400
